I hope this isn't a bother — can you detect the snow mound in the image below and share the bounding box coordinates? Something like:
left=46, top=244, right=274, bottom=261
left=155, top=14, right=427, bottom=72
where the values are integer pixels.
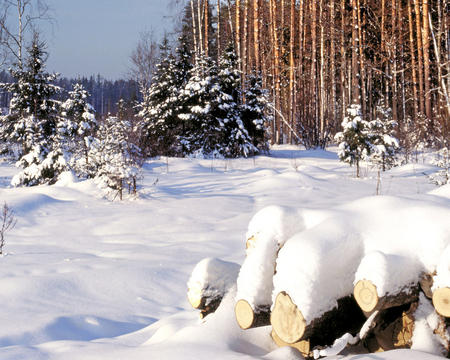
left=55, top=170, right=80, bottom=187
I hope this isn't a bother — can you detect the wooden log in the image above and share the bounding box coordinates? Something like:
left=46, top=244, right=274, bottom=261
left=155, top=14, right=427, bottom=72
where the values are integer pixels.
left=362, top=302, right=415, bottom=352
left=354, top=280, right=420, bottom=313
left=419, top=272, right=435, bottom=299
left=271, top=291, right=366, bottom=346
left=235, top=299, right=270, bottom=329
left=432, top=287, right=450, bottom=317
left=271, top=329, right=310, bottom=357
left=187, top=258, right=240, bottom=318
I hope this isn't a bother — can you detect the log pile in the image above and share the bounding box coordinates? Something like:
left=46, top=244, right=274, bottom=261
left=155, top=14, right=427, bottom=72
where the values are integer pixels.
left=187, top=201, right=450, bottom=358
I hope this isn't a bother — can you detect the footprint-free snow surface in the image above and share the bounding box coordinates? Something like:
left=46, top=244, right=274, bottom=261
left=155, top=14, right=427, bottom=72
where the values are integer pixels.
left=0, top=145, right=448, bottom=359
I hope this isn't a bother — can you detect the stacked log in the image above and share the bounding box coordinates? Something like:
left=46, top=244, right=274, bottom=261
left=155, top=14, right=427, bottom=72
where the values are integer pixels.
left=270, top=217, right=366, bottom=352
left=187, top=258, right=240, bottom=319
left=235, top=206, right=306, bottom=329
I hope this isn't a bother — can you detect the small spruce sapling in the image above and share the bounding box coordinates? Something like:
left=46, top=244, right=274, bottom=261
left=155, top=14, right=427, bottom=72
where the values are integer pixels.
left=335, top=104, right=375, bottom=178
left=0, top=202, right=16, bottom=255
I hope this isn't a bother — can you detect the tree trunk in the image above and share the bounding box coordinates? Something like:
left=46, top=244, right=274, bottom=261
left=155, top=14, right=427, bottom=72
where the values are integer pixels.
left=414, top=0, right=425, bottom=114
left=289, top=0, right=295, bottom=145
left=408, top=0, right=419, bottom=121
left=253, top=0, right=260, bottom=71
left=422, top=0, right=432, bottom=120
left=205, top=0, right=209, bottom=57
left=351, top=0, right=360, bottom=105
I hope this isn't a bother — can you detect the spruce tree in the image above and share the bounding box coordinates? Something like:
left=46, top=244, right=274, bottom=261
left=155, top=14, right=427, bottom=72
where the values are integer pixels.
left=241, top=71, right=271, bottom=153
left=140, top=33, right=193, bottom=157
left=60, top=82, right=96, bottom=177
left=369, top=102, right=399, bottom=171
left=3, top=33, right=63, bottom=186
left=335, top=104, right=375, bottom=178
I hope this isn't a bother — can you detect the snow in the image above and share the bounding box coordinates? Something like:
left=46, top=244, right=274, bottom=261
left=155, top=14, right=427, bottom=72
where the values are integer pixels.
left=0, top=145, right=448, bottom=359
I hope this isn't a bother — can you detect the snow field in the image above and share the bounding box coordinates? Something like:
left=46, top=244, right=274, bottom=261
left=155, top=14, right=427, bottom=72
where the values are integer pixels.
left=0, top=146, right=448, bottom=359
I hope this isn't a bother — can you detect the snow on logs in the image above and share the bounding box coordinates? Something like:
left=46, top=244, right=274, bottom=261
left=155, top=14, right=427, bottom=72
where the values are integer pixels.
left=353, top=251, right=422, bottom=313
left=270, top=218, right=367, bottom=348
left=235, top=206, right=307, bottom=329
left=187, top=258, right=240, bottom=319
left=432, top=245, right=450, bottom=317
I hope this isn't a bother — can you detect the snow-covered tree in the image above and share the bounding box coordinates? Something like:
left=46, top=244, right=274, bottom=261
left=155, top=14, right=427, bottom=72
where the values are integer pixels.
left=335, top=104, right=375, bottom=178
left=140, top=37, right=183, bottom=157
left=90, top=101, right=142, bottom=199
left=369, top=104, right=399, bottom=171
left=241, top=71, right=272, bottom=153
left=2, top=33, right=63, bottom=186
left=60, top=82, right=96, bottom=177
left=179, top=47, right=256, bottom=158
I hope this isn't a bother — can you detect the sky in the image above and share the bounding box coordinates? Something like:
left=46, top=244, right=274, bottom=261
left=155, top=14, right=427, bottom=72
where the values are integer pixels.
left=39, top=1, right=178, bottom=80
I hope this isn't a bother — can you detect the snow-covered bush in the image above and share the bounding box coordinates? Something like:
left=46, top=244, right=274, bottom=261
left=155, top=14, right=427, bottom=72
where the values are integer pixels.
left=89, top=105, right=143, bottom=200
left=426, top=147, right=450, bottom=187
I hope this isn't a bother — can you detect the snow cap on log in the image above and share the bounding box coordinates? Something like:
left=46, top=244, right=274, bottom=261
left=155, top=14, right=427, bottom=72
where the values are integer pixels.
left=354, top=251, right=422, bottom=312
left=236, top=206, right=306, bottom=311
left=187, top=258, right=240, bottom=309
left=272, top=216, right=364, bottom=324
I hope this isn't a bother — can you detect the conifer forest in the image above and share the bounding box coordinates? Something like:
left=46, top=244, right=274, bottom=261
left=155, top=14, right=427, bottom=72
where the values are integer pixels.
left=1, top=0, right=450, bottom=191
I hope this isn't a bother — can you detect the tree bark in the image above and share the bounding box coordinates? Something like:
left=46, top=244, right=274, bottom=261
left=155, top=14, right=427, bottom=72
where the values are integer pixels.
left=414, top=0, right=425, bottom=114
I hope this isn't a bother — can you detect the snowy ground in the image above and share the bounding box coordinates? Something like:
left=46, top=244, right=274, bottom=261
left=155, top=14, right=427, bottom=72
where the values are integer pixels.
left=0, top=145, right=448, bottom=359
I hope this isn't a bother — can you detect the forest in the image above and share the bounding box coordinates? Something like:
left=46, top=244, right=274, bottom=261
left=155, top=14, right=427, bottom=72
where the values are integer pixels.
left=173, top=0, right=450, bottom=158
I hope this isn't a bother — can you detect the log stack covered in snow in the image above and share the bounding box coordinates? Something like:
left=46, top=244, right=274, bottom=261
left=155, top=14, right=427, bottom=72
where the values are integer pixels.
left=188, top=192, right=450, bottom=357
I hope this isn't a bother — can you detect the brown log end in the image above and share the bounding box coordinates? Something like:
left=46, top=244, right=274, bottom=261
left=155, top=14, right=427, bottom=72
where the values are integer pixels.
left=271, top=329, right=310, bottom=357
left=433, top=287, right=450, bottom=317
left=271, top=291, right=306, bottom=344
left=235, top=299, right=270, bottom=329
left=354, top=280, right=379, bottom=313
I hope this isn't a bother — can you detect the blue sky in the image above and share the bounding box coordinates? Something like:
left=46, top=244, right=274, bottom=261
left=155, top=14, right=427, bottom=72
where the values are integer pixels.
left=40, top=1, right=176, bottom=80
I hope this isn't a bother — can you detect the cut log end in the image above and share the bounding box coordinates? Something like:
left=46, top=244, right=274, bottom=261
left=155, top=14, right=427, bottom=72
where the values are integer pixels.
left=271, top=291, right=306, bottom=344
left=354, top=280, right=379, bottom=313
left=433, top=287, right=450, bottom=317
left=187, top=282, right=203, bottom=309
left=235, top=299, right=271, bottom=329
left=235, top=299, right=255, bottom=329
left=271, top=330, right=310, bottom=357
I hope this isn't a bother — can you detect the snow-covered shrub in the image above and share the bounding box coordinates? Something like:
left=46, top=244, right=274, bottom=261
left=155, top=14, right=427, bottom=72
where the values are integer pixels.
left=335, top=104, right=375, bottom=177
left=426, top=147, right=450, bottom=187
left=89, top=108, right=143, bottom=200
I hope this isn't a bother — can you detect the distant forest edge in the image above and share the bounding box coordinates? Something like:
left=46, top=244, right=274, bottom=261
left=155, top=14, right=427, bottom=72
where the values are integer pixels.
left=0, top=70, right=141, bottom=117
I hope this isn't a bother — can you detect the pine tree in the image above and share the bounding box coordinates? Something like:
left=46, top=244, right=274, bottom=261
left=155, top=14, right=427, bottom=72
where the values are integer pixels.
left=335, top=104, right=375, bottom=178
left=3, top=33, right=63, bottom=186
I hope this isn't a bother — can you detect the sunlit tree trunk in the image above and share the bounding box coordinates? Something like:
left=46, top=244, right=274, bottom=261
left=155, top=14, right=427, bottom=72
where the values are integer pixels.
left=414, top=0, right=425, bottom=114
left=408, top=0, right=419, bottom=121
left=422, top=0, right=431, bottom=120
